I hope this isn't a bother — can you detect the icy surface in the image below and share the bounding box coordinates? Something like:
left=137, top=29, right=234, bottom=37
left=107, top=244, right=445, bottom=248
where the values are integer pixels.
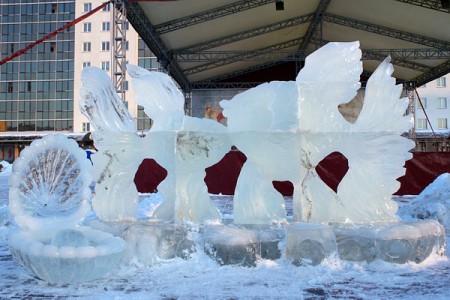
left=8, top=134, right=92, bottom=232
left=221, top=42, right=414, bottom=224
left=402, top=173, right=450, bottom=228
left=1, top=165, right=450, bottom=297
left=1, top=195, right=450, bottom=298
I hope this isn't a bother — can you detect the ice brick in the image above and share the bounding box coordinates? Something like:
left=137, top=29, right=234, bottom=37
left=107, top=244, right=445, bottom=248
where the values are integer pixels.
left=121, top=223, right=194, bottom=265
left=286, top=223, right=337, bottom=265
left=204, top=225, right=259, bottom=267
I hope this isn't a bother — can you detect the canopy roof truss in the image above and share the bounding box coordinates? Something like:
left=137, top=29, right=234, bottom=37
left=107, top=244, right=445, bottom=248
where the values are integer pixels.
left=123, top=0, right=450, bottom=92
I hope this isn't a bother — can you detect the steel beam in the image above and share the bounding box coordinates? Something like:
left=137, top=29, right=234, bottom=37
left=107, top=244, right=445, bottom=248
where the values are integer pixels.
left=394, top=0, right=449, bottom=13
left=154, top=0, right=276, bottom=35
left=297, top=0, right=331, bottom=51
left=176, top=13, right=314, bottom=53
left=309, top=38, right=433, bottom=72
left=191, top=82, right=263, bottom=89
left=323, top=13, right=450, bottom=50
left=175, top=48, right=448, bottom=62
left=414, top=60, right=450, bottom=86
left=183, top=38, right=304, bottom=75
left=206, top=61, right=286, bottom=82
left=125, top=2, right=191, bottom=92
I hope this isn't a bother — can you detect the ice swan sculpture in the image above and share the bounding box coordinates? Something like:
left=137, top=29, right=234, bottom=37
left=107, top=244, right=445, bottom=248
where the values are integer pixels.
left=9, top=134, right=126, bottom=285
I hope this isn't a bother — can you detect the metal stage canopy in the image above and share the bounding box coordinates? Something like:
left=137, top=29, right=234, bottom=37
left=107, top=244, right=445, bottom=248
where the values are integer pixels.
left=123, top=0, right=450, bottom=92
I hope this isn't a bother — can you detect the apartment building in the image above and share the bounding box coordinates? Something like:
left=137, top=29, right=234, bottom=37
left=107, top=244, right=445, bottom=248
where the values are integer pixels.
left=0, top=0, right=157, bottom=161
left=414, top=74, right=450, bottom=151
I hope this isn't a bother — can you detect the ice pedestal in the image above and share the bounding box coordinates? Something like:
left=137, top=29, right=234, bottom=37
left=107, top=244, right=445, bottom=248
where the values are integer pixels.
left=86, top=220, right=195, bottom=266
left=8, top=134, right=127, bottom=284
left=121, top=223, right=195, bottom=266
left=286, top=223, right=337, bottom=265
left=204, top=225, right=284, bottom=267
left=334, top=220, right=445, bottom=264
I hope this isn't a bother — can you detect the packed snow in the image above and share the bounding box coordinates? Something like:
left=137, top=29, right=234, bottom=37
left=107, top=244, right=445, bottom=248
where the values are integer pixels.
left=1, top=166, right=450, bottom=299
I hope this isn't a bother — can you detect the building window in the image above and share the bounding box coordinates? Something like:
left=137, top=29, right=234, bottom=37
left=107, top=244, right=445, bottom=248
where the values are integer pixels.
left=83, top=22, right=91, bottom=32
left=101, top=61, right=110, bottom=71
left=83, top=42, right=91, bottom=52
left=102, top=3, right=110, bottom=11
left=123, top=22, right=129, bottom=31
left=7, top=82, right=13, bottom=93
left=438, top=97, right=447, bottom=109
left=51, top=4, right=58, bottom=13
left=27, top=82, right=32, bottom=92
left=102, top=22, right=110, bottom=31
left=82, top=122, right=90, bottom=132
left=101, top=41, right=110, bottom=51
left=125, top=41, right=129, bottom=51
left=50, top=42, right=56, bottom=53
left=418, top=97, right=427, bottom=109
left=84, top=3, right=92, bottom=12
left=83, top=62, right=91, bottom=68
left=417, top=119, right=427, bottom=130
left=438, top=118, right=448, bottom=129
left=437, top=77, right=446, bottom=87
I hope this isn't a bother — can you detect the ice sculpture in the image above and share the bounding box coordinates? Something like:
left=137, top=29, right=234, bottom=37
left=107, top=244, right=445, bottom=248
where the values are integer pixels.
left=8, top=134, right=126, bottom=284
left=80, top=67, right=146, bottom=221
left=127, top=65, right=231, bottom=223
left=220, top=81, right=301, bottom=224
left=80, top=66, right=231, bottom=223
left=221, top=41, right=415, bottom=224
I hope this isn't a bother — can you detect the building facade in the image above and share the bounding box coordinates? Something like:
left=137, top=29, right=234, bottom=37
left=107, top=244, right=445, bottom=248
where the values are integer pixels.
left=0, top=0, right=76, bottom=132
left=0, top=0, right=157, bottom=161
left=414, top=74, right=450, bottom=151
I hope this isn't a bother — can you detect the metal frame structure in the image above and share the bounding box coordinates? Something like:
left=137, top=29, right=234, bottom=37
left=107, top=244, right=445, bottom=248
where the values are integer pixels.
left=112, top=0, right=127, bottom=104
left=122, top=0, right=450, bottom=92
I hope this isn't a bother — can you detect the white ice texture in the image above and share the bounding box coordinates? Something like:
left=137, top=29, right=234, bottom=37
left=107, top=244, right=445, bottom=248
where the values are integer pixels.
left=80, top=41, right=414, bottom=225
left=80, top=66, right=231, bottom=223
left=221, top=41, right=414, bottom=224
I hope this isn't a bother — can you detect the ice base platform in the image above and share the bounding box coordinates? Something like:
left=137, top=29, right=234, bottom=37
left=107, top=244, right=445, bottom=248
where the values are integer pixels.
left=87, top=219, right=445, bottom=267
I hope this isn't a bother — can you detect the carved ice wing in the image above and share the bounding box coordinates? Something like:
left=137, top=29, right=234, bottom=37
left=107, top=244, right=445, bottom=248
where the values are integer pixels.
left=354, top=57, right=413, bottom=133
left=80, top=67, right=135, bottom=133
left=296, top=42, right=362, bottom=132
left=127, top=65, right=184, bottom=130
left=220, top=81, right=298, bottom=132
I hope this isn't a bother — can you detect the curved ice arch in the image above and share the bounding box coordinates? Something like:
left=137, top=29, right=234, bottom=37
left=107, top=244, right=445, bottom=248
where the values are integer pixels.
left=9, top=134, right=92, bottom=233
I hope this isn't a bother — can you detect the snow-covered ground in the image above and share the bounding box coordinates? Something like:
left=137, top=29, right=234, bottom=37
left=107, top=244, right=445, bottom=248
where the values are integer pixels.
left=1, top=166, right=450, bottom=299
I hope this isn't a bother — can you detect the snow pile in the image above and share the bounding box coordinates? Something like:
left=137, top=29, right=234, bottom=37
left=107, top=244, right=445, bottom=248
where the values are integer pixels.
left=401, top=173, right=450, bottom=229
